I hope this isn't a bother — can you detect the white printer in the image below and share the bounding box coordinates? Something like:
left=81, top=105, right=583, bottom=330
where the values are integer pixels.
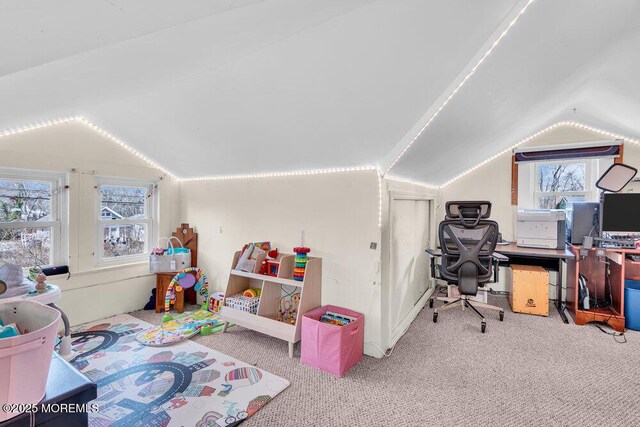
left=516, top=209, right=566, bottom=249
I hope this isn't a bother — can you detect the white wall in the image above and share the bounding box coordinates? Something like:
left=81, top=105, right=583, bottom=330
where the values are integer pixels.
left=0, top=121, right=180, bottom=324
left=180, top=170, right=385, bottom=356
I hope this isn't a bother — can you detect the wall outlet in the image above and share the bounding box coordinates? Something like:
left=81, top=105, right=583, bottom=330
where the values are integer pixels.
left=370, top=242, right=377, bottom=250
left=596, top=248, right=605, bottom=257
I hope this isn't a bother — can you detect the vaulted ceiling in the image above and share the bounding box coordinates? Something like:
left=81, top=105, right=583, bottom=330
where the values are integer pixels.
left=1, top=0, right=639, bottom=184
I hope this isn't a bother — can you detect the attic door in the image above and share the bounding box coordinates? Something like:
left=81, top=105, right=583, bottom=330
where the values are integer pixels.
left=389, top=195, right=431, bottom=336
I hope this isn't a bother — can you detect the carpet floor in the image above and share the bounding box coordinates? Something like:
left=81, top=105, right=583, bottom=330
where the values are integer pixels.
left=132, top=297, right=640, bottom=426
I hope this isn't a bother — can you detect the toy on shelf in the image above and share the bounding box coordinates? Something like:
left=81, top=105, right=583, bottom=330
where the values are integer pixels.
left=259, top=249, right=280, bottom=276
left=277, top=292, right=300, bottom=324
left=209, top=291, right=225, bottom=313
left=163, top=267, right=208, bottom=323
left=236, top=242, right=270, bottom=273
left=293, top=247, right=310, bottom=282
left=243, top=288, right=262, bottom=298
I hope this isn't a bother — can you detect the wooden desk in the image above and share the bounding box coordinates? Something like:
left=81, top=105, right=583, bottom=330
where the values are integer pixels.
left=494, top=243, right=575, bottom=324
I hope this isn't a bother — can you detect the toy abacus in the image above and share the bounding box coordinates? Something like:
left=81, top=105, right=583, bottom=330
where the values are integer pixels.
left=293, top=247, right=310, bottom=281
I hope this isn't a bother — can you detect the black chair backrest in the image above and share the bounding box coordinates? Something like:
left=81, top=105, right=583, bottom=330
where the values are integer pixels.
left=439, top=201, right=498, bottom=295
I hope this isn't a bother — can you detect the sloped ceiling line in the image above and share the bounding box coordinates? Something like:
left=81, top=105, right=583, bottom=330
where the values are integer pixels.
left=382, top=0, right=536, bottom=176
left=440, top=121, right=640, bottom=189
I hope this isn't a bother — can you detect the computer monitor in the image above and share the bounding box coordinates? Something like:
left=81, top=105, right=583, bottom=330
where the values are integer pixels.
left=601, top=193, right=640, bottom=233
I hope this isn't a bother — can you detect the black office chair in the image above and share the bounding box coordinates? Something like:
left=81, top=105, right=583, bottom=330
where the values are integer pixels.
left=427, top=201, right=506, bottom=333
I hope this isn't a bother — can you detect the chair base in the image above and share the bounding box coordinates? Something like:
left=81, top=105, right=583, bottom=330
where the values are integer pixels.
left=430, top=294, right=504, bottom=333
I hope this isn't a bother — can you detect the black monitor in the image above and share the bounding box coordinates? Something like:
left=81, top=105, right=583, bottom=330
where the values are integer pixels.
left=601, top=193, right=640, bottom=233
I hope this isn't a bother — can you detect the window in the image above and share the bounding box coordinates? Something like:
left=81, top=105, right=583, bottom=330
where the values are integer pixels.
left=535, top=160, right=587, bottom=209
left=97, top=179, right=156, bottom=265
left=518, top=158, right=602, bottom=210
left=0, top=170, right=66, bottom=267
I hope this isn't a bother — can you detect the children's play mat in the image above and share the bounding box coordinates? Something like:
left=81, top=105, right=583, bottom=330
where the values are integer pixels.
left=136, top=309, right=226, bottom=346
left=70, top=314, right=290, bottom=427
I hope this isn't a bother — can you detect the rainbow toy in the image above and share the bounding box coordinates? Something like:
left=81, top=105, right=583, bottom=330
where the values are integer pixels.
left=163, top=267, right=208, bottom=323
left=293, top=247, right=310, bottom=282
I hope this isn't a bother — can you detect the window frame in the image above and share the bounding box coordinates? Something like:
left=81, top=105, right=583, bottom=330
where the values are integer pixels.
left=95, top=176, right=158, bottom=267
left=0, top=167, right=68, bottom=267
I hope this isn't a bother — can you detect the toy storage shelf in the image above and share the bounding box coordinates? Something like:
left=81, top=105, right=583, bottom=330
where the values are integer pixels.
left=220, top=250, right=322, bottom=358
left=230, top=269, right=302, bottom=288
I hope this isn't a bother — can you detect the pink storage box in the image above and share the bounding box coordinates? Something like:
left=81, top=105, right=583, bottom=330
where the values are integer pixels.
left=301, top=305, right=364, bottom=377
left=0, top=301, right=61, bottom=421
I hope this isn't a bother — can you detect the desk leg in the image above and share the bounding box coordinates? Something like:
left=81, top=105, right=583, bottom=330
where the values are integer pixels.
left=555, top=259, right=569, bottom=324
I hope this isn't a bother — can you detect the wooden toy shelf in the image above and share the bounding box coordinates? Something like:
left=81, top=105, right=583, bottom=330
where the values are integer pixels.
left=220, top=250, right=322, bottom=357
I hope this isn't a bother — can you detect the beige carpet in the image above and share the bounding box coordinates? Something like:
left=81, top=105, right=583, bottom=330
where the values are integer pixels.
left=132, top=297, right=640, bottom=426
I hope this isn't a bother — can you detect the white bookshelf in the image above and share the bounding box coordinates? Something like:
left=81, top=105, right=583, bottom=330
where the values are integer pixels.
left=220, top=250, right=322, bottom=357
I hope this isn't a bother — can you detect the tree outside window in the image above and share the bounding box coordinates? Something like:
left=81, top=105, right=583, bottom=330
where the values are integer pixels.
left=0, top=177, right=60, bottom=267
left=536, top=162, right=587, bottom=209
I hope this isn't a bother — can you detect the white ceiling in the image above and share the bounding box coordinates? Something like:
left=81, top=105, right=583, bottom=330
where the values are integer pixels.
left=1, top=0, right=639, bottom=183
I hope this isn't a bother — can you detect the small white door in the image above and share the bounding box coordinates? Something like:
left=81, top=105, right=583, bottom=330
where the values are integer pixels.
left=389, top=197, right=431, bottom=336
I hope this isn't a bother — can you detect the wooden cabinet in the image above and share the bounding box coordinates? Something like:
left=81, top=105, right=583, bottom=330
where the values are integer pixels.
left=154, top=272, right=197, bottom=313
left=565, top=247, right=640, bottom=332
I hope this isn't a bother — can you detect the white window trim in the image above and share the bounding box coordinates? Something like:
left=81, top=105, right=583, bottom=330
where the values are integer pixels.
left=95, top=176, right=158, bottom=267
left=0, top=167, right=68, bottom=267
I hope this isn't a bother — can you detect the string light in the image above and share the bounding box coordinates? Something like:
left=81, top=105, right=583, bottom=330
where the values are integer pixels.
left=384, top=0, right=536, bottom=176
left=385, top=175, right=439, bottom=190
left=77, top=118, right=178, bottom=180
left=0, top=117, right=78, bottom=138
left=377, top=170, right=383, bottom=228
left=440, top=121, right=640, bottom=188
left=180, top=166, right=377, bottom=182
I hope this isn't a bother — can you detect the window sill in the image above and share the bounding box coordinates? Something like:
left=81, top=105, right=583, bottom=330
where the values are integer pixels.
left=73, top=260, right=150, bottom=276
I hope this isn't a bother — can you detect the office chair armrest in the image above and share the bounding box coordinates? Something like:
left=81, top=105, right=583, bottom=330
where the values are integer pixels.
left=425, top=248, right=442, bottom=279
left=491, top=252, right=508, bottom=283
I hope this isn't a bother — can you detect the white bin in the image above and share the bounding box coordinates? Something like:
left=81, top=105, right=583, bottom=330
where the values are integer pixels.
left=0, top=300, right=60, bottom=421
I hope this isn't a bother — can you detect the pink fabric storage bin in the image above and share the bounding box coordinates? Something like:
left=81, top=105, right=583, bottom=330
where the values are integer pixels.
left=0, top=300, right=60, bottom=422
left=301, top=305, right=364, bottom=377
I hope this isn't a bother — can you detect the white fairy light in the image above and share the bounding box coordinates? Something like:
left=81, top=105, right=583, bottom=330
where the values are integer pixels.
left=440, top=121, right=640, bottom=188
left=384, top=0, right=537, bottom=176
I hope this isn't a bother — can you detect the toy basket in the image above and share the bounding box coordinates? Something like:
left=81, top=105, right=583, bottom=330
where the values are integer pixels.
left=301, top=305, right=364, bottom=377
left=150, top=237, right=191, bottom=273
left=225, top=293, right=260, bottom=314
left=0, top=300, right=61, bottom=421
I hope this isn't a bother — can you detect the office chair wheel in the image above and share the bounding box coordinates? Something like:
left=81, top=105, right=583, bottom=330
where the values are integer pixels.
left=433, top=312, right=438, bottom=323
left=499, top=311, right=504, bottom=321
left=429, top=299, right=434, bottom=308
left=481, top=321, right=486, bottom=333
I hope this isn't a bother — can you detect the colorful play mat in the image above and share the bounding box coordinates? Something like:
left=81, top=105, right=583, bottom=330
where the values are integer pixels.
left=136, top=309, right=226, bottom=346
left=70, top=314, right=288, bottom=427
